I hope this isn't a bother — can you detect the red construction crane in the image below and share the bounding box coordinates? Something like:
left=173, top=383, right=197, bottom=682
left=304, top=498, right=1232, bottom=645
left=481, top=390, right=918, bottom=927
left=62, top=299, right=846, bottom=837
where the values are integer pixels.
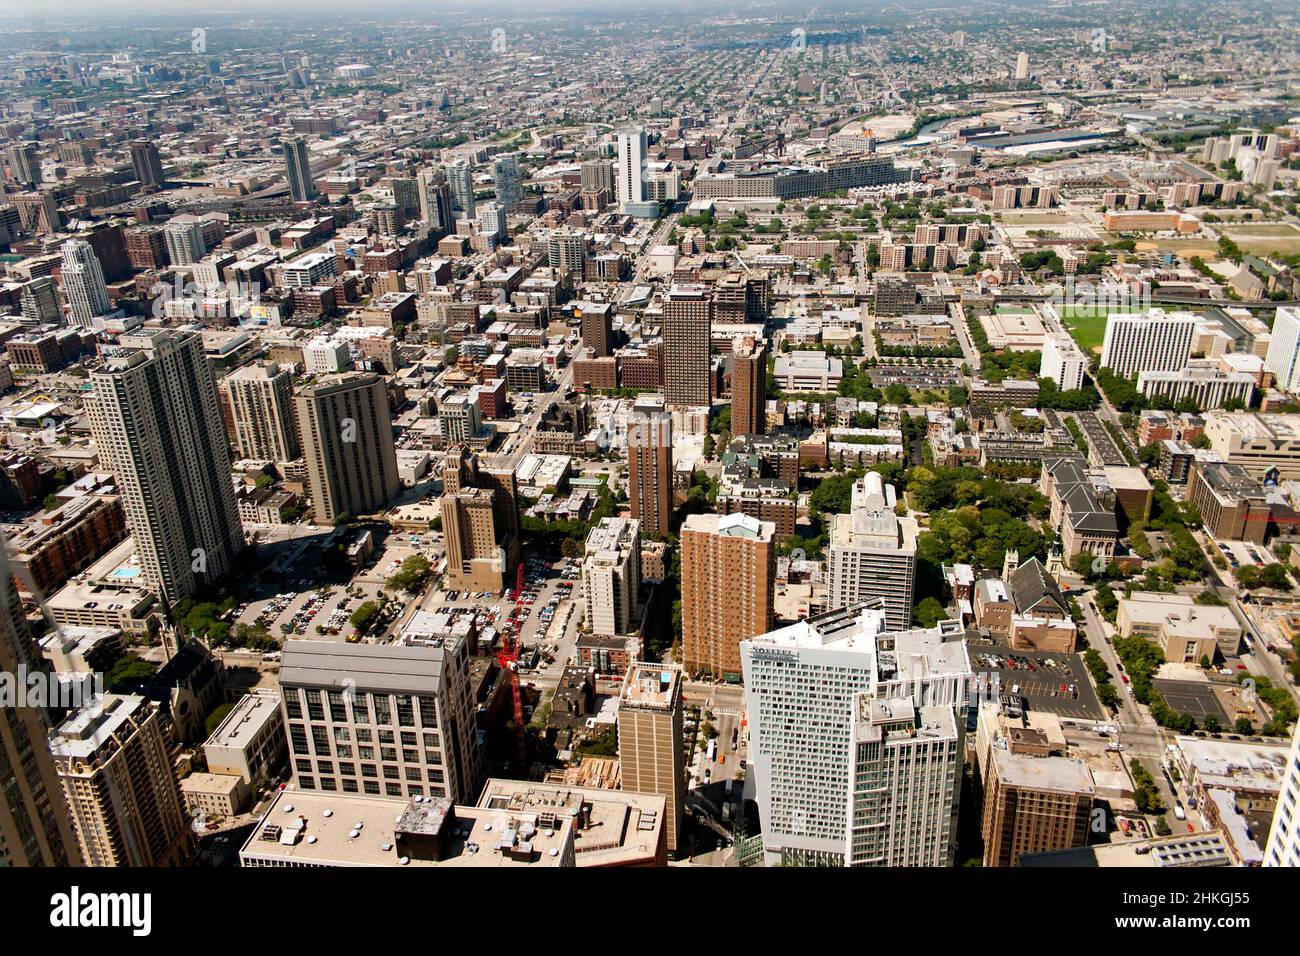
left=496, top=562, right=527, bottom=771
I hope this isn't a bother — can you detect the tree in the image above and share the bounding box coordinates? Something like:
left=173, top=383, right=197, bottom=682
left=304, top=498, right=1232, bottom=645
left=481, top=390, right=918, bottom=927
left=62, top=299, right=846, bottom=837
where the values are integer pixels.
left=914, top=597, right=946, bottom=627
left=350, top=600, right=381, bottom=634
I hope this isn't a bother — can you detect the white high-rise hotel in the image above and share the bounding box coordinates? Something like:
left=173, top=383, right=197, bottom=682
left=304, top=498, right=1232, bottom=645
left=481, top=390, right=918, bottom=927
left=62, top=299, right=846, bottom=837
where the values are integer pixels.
left=616, top=127, right=646, bottom=209
left=1265, top=307, right=1300, bottom=393
left=1264, top=720, right=1300, bottom=867
left=741, top=604, right=970, bottom=867
left=1099, top=308, right=1196, bottom=380
left=828, top=474, right=917, bottom=632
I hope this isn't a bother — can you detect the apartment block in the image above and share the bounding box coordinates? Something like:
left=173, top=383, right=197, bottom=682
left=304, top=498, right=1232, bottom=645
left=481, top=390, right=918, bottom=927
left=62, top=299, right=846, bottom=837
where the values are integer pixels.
left=681, top=512, right=775, bottom=682
left=618, top=662, right=685, bottom=855
left=828, top=473, right=918, bottom=632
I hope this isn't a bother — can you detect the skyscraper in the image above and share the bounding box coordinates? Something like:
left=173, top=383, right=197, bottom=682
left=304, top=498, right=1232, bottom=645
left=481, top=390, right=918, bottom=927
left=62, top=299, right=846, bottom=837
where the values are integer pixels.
left=1015, top=52, right=1030, bottom=80
left=19, top=275, right=60, bottom=324
left=581, top=158, right=613, bottom=194
left=479, top=202, right=507, bottom=242
left=59, top=239, right=112, bottom=328
left=278, top=639, right=483, bottom=804
left=492, top=153, right=522, bottom=210
left=741, top=604, right=970, bottom=866
left=390, top=175, right=420, bottom=220
left=1265, top=307, right=1300, bottom=394
left=827, top=473, right=919, bottom=632
left=582, top=516, right=642, bottom=637
left=449, top=159, right=475, bottom=218
left=130, top=139, right=166, bottom=190
left=295, top=372, right=400, bottom=525
left=618, top=662, right=686, bottom=854
left=681, top=512, right=775, bottom=681
left=627, top=394, right=672, bottom=539
left=7, top=141, right=39, bottom=187
left=86, top=330, right=244, bottom=605
left=282, top=136, right=317, bottom=202
left=731, top=336, right=766, bottom=437
left=440, top=446, right=520, bottom=592
left=225, top=362, right=302, bottom=463
left=616, top=127, right=647, bottom=208
left=0, top=543, right=81, bottom=867
left=416, top=166, right=454, bottom=237
left=980, top=748, right=1095, bottom=867
left=163, top=216, right=207, bottom=266
left=662, top=284, right=712, bottom=408
left=1265, top=720, right=1300, bottom=867
left=50, top=694, right=192, bottom=867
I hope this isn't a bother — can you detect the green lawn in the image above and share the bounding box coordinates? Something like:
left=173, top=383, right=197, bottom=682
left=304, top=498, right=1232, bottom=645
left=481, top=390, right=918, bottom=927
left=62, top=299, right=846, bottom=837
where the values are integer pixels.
left=1059, top=304, right=1142, bottom=354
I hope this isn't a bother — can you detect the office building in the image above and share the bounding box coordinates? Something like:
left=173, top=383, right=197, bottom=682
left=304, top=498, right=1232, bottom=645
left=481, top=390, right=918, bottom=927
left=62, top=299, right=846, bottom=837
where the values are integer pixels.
left=278, top=638, right=483, bottom=803
left=282, top=136, right=317, bottom=202
left=13, top=190, right=60, bottom=235
left=439, top=392, right=482, bottom=445
left=1265, top=307, right=1300, bottom=393
left=295, top=372, right=400, bottom=524
left=478, top=778, right=666, bottom=866
left=202, top=689, right=285, bottom=785
left=20, top=275, right=61, bottom=324
left=492, top=153, right=522, bottom=209
left=1099, top=309, right=1197, bottom=380
left=60, top=239, right=112, bottom=328
left=662, top=284, right=712, bottom=407
left=582, top=517, right=642, bottom=637
left=86, top=330, right=243, bottom=604
left=681, top=512, right=775, bottom=681
left=731, top=337, right=766, bottom=437
left=225, top=362, right=301, bottom=463
left=50, top=695, right=192, bottom=867
left=616, top=127, right=647, bottom=208
left=1202, top=411, right=1300, bottom=481
left=449, top=159, right=475, bottom=217
left=1015, top=52, right=1030, bottom=79
left=828, top=473, right=919, bottom=632
left=417, top=166, right=454, bottom=236
left=618, top=662, right=686, bottom=854
left=130, top=139, right=166, bottom=190
left=1040, top=332, right=1088, bottom=392
left=1264, top=721, right=1300, bottom=867
left=7, top=141, right=39, bottom=186
left=0, top=543, right=81, bottom=866
left=627, top=394, right=672, bottom=539
left=741, top=604, right=970, bottom=866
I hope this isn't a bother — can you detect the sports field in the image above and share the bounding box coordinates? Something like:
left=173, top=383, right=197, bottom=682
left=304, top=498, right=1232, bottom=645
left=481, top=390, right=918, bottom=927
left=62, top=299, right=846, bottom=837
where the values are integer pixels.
left=1058, top=304, right=1142, bottom=353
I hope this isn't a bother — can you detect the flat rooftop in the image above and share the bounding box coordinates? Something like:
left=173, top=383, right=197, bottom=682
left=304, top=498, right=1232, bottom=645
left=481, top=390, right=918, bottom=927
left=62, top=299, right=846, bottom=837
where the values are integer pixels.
left=278, top=638, right=455, bottom=696
left=205, top=690, right=281, bottom=751
left=239, top=788, right=573, bottom=868
left=477, top=778, right=665, bottom=866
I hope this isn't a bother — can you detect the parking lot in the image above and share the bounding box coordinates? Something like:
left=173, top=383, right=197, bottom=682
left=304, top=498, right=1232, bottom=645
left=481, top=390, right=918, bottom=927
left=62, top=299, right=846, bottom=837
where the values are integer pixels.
left=969, top=644, right=1106, bottom=720
left=421, top=553, right=583, bottom=664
